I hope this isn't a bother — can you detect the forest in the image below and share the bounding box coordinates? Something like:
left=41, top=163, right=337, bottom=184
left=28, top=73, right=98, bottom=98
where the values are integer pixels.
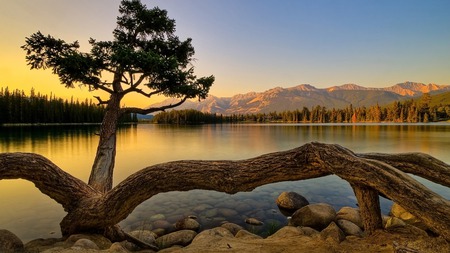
left=0, top=87, right=137, bottom=124
left=152, top=93, right=450, bottom=124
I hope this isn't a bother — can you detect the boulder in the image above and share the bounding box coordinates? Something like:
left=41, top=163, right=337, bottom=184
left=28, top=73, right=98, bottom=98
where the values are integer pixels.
left=71, top=239, right=99, bottom=250
left=320, top=222, right=346, bottom=243
left=0, top=229, right=24, bottom=253
left=299, top=226, right=320, bottom=236
left=221, top=222, right=244, bottom=235
left=336, top=219, right=363, bottom=236
left=65, top=234, right=111, bottom=249
left=390, top=203, right=428, bottom=230
left=156, top=230, right=197, bottom=249
left=235, top=230, right=263, bottom=240
left=174, top=217, right=201, bottom=231
left=336, top=207, right=363, bottom=229
left=290, top=203, right=336, bottom=231
left=267, top=226, right=304, bottom=239
left=276, top=191, right=309, bottom=214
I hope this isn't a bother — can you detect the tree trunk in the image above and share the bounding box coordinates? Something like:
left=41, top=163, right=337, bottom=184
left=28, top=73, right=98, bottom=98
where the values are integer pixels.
left=351, top=184, right=383, bottom=234
left=1, top=142, right=449, bottom=242
left=88, top=93, right=122, bottom=193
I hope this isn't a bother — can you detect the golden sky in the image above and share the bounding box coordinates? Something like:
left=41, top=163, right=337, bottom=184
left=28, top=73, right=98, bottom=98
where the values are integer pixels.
left=1, top=0, right=450, bottom=108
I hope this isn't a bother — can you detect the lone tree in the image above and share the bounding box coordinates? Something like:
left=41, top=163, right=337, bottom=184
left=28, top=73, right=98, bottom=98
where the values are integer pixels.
left=1, top=0, right=450, bottom=250
left=21, top=0, right=214, bottom=193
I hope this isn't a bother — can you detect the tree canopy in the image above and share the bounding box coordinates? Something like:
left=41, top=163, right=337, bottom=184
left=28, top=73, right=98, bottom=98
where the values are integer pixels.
left=21, top=0, right=214, bottom=115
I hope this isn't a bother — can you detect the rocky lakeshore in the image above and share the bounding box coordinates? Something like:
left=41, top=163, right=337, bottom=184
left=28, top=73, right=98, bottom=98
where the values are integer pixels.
left=1, top=192, right=449, bottom=253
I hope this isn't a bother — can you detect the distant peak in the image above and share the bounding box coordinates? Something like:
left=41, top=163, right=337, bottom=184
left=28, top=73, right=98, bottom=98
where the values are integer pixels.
left=327, top=83, right=368, bottom=92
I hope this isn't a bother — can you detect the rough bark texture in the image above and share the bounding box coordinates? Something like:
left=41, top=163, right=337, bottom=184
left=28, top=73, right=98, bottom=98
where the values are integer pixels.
left=1, top=142, right=449, bottom=242
left=88, top=92, right=122, bottom=193
left=351, top=184, right=383, bottom=234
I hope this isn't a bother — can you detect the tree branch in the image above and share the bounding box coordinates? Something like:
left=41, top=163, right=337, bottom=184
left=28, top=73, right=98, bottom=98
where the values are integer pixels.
left=94, top=96, right=109, bottom=105
left=102, top=142, right=450, bottom=240
left=120, top=96, right=188, bottom=115
left=0, top=153, right=98, bottom=212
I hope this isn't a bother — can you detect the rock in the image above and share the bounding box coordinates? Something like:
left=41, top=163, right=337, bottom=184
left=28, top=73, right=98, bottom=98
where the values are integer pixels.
left=152, top=228, right=166, bottom=237
left=390, top=203, right=428, bottom=230
left=336, top=219, right=363, bottom=236
left=0, top=229, right=24, bottom=253
left=174, top=217, right=201, bottom=231
left=156, top=230, right=197, bottom=249
left=267, top=226, right=304, bottom=239
left=109, top=242, right=130, bottom=252
left=276, top=191, right=310, bottom=214
left=245, top=218, right=264, bottom=226
left=218, top=208, right=238, bottom=217
left=150, top=213, right=166, bottom=221
left=65, top=234, right=111, bottom=249
left=336, top=206, right=363, bottom=229
left=299, top=226, right=320, bottom=236
left=153, top=219, right=173, bottom=230
left=384, top=216, right=406, bottom=229
left=129, top=229, right=157, bottom=244
left=126, top=229, right=157, bottom=250
left=320, top=222, right=346, bottom=243
left=235, top=230, right=263, bottom=240
left=71, top=239, right=99, bottom=250
left=25, top=238, right=63, bottom=253
left=192, top=227, right=234, bottom=244
left=220, top=222, right=244, bottom=235
left=290, top=203, right=336, bottom=231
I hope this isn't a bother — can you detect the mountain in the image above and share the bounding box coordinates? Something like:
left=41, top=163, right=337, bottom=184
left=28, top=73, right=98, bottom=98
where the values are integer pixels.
left=148, top=81, right=450, bottom=115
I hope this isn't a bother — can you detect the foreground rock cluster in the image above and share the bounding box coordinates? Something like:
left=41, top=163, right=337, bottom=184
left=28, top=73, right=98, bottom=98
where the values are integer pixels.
left=1, top=191, right=449, bottom=253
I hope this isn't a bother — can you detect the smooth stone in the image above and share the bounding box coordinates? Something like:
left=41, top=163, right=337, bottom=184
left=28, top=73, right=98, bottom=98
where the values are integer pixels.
left=65, top=234, right=111, bottom=249
left=219, top=208, right=238, bottom=217
left=267, top=226, right=304, bottom=239
left=276, top=191, right=310, bottom=214
left=320, top=222, right=346, bottom=243
left=290, top=203, right=336, bottom=231
left=220, top=222, right=244, bottom=236
left=156, top=230, right=197, bottom=249
left=174, top=218, right=201, bottom=231
left=390, top=203, right=428, bottom=230
left=150, top=213, right=166, bottom=221
left=336, top=207, right=363, bottom=229
left=299, top=226, right=320, bottom=236
left=245, top=218, right=264, bottom=226
left=235, top=230, right=263, bottom=240
left=129, top=230, right=157, bottom=245
left=71, top=239, right=99, bottom=250
left=336, top=219, right=363, bottom=236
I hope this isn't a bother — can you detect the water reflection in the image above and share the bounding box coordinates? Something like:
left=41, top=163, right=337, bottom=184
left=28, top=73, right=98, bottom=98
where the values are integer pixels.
left=0, top=123, right=449, bottom=242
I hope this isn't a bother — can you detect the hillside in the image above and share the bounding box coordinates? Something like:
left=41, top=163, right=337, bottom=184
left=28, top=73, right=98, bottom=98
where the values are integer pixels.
left=148, top=81, right=450, bottom=115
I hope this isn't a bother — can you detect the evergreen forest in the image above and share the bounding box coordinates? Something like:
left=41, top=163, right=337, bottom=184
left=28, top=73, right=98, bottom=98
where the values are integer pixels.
left=0, top=87, right=137, bottom=124
left=152, top=93, right=450, bottom=124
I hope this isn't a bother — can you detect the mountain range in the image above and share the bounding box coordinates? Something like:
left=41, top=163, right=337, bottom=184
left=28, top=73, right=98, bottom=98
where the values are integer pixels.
left=148, top=81, right=450, bottom=115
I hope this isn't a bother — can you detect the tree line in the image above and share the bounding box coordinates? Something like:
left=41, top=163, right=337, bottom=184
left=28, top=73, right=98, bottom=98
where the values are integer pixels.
left=153, top=93, right=450, bottom=124
left=0, top=87, right=137, bottom=124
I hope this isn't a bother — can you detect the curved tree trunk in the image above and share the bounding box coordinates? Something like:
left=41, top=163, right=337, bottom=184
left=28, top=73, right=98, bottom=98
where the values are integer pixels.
left=1, top=142, right=449, bottom=242
left=88, top=92, right=123, bottom=193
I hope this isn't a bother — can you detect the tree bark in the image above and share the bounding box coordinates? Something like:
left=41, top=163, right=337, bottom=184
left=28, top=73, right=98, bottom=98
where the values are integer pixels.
left=351, top=184, right=383, bottom=234
left=1, top=142, right=449, bottom=242
left=88, top=93, right=122, bottom=193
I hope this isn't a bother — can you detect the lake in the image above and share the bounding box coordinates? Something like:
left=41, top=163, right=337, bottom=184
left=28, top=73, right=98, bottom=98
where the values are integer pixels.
left=1, top=123, right=449, bottom=242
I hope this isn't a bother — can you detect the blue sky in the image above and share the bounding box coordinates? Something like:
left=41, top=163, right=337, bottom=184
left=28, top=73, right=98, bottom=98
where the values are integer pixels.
left=1, top=0, right=449, bottom=106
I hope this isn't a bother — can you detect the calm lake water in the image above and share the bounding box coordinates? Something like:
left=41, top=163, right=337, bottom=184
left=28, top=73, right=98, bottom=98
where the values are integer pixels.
left=1, top=123, right=449, bottom=242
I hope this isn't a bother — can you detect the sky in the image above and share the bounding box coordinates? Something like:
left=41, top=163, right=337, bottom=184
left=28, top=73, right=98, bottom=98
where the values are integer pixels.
left=1, top=0, right=450, bottom=107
